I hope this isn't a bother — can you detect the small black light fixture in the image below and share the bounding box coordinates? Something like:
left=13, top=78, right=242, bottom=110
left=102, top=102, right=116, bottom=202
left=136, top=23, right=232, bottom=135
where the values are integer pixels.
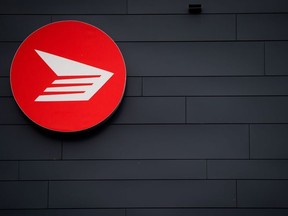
left=189, top=4, right=202, bottom=14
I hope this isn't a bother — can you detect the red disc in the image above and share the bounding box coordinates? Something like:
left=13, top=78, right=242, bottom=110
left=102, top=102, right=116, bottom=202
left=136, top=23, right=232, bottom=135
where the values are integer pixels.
left=10, top=21, right=126, bottom=132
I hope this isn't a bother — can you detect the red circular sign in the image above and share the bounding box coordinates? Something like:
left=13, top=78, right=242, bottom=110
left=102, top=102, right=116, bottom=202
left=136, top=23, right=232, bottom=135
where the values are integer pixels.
left=10, top=21, right=126, bottom=132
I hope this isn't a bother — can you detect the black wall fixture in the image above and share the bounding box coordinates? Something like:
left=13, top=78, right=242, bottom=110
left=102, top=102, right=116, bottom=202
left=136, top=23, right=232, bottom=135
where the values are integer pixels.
left=189, top=4, right=202, bottom=14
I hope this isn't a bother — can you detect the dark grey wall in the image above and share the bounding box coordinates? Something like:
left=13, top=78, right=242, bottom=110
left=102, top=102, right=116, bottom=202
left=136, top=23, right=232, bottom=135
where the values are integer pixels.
left=1, top=0, right=288, bottom=215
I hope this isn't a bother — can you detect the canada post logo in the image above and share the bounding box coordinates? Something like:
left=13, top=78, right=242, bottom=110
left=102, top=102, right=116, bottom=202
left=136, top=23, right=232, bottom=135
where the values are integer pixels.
left=10, top=21, right=126, bottom=132
left=34, top=50, right=113, bottom=102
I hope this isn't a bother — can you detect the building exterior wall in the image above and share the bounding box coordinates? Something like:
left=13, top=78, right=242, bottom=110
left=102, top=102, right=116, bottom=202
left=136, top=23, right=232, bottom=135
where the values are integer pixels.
left=1, top=0, right=288, bottom=215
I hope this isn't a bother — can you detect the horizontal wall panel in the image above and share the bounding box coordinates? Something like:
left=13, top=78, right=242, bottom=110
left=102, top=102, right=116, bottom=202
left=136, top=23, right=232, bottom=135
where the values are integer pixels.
left=0, top=97, right=184, bottom=124
left=144, top=77, right=288, bottom=96
left=20, top=160, right=206, bottom=180
left=187, top=97, right=288, bottom=123
left=0, top=74, right=140, bottom=98
left=125, top=77, right=142, bottom=96
left=49, top=180, right=235, bottom=208
left=1, top=209, right=288, bottom=216
left=52, top=15, right=235, bottom=41
left=128, top=0, right=288, bottom=14
left=63, top=125, right=248, bottom=159
left=0, top=43, right=19, bottom=76
left=0, top=98, right=31, bottom=124
left=238, top=14, right=288, bottom=40
left=119, top=42, right=263, bottom=76
left=1, top=76, right=141, bottom=99
left=0, top=0, right=126, bottom=14
left=0, top=78, right=12, bottom=96
left=251, top=125, right=288, bottom=159
left=265, top=42, right=288, bottom=75
left=0, top=15, right=51, bottom=41
left=127, top=209, right=288, bottom=216
left=204, top=0, right=288, bottom=13
left=112, top=97, right=185, bottom=124
left=0, top=126, right=61, bottom=160
left=0, top=161, right=18, bottom=180
left=208, top=160, right=288, bottom=179
left=0, top=181, right=47, bottom=209
left=238, top=180, right=288, bottom=207
left=0, top=209, right=124, bottom=216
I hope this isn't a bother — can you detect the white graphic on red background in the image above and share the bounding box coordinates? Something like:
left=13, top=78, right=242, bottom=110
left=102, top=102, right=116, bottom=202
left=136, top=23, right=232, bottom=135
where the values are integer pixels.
left=34, top=50, right=113, bottom=102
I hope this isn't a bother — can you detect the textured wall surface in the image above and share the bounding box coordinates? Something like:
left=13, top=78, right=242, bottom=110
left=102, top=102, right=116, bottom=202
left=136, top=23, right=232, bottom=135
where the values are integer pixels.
left=1, top=0, right=288, bottom=215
